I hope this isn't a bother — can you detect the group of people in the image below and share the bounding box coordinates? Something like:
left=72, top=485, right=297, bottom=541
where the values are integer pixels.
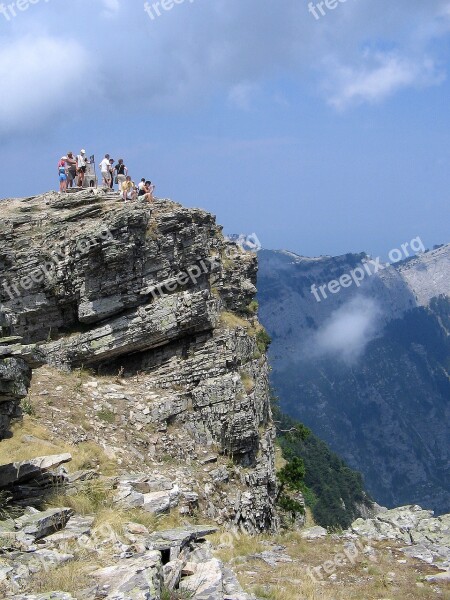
left=57, top=150, right=155, bottom=203
left=58, top=150, right=90, bottom=192
left=98, top=154, right=155, bottom=202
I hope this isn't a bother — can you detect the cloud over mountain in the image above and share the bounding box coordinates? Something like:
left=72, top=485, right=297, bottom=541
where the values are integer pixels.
left=311, top=296, right=382, bottom=363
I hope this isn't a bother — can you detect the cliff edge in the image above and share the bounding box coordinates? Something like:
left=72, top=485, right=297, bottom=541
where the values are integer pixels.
left=0, top=188, right=277, bottom=533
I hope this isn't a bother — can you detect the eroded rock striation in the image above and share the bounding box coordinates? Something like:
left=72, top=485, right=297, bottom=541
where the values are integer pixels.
left=0, top=341, right=43, bottom=440
left=0, top=188, right=277, bottom=533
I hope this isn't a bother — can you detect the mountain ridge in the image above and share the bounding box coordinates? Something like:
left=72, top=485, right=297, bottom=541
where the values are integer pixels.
left=258, top=244, right=450, bottom=514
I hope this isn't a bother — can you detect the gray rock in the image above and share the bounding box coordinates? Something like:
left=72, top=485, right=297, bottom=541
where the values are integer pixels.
left=180, top=558, right=223, bottom=600
left=349, top=504, right=450, bottom=572
left=0, top=454, right=72, bottom=487
left=10, top=594, right=75, bottom=600
left=44, top=515, right=94, bottom=544
left=0, top=189, right=278, bottom=533
left=222, top=565, right=255, bottom=600
left=425, top=571, right=450, bottom=582
left=300, top=526, right=327, bottom=540
left=15, top=507, right=73, bottom=540
left=142, top=490, right=174, bottom=514
left=92, top=550, right=162, bottom=599
left=248, top=550, right=293, bottom=567
left=145, top=525, right=218, bottom=552
left=1, top=548, right=73, bottom=591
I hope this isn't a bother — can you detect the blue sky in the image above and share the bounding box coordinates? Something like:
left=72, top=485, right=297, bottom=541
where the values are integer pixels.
left=0, top=0, right=449, bottom=257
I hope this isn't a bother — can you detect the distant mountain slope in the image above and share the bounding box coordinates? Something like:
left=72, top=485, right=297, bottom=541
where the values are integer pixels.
left=258, top=245, right=450, bottom=514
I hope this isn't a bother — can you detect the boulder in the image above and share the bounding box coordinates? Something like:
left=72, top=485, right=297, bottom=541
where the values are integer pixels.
left=300, top=526, right=327, bottom=540
left=0, top=454, right=72, bottom=488
left=92, top=550, right=162, bottom=599
left=14, top=507, right=73, bottom=540
left=180, top=558, right=223, bottom=600
left=145, top=525, right=218, bottom=552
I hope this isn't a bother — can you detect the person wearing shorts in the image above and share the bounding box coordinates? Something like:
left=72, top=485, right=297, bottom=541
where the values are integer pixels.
left=66, top=152, right=77, bottom=188
left=115, top=159, right=128, bottom=192
left=138, top=180, right=155, bottom=203
left=99, top=154, right=111, bottom=187
left=121, top=176, right=136, bottom=201
left=58, top=159, right=67, bottom=193
left=76, top=149, right=88, bottom=187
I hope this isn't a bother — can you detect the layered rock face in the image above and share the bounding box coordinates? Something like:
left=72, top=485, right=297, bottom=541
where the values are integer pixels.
left=0, top=342, right=42, bottom=439
left=0, top=189, right=277, bottom=532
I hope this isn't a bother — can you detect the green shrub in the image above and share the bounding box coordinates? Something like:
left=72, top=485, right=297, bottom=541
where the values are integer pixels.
left=21, top=396, right=35, bottom=416
left=255, top=328, right=271, bottom=353
left=247, top=300, right=259, bottom=314
left=96, top=407, right=116, bottom=424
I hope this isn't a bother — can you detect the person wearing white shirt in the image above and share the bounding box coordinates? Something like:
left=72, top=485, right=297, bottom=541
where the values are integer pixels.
left=76, top=149, right=88, bottom=187
left=99, top=154, right=111, bottom=187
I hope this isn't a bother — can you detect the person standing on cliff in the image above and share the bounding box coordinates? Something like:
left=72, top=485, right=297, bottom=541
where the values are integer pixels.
left=115, top=159, right=128, bottom=192
left=76, top=149, right=88, bottom=187
left=65, top=152, right=77, bottom=188
left=99, top=154, right=112, bottom=187
left=58, top=158, right=67, bottom=193
left=108, top=158, right=115, bottom=189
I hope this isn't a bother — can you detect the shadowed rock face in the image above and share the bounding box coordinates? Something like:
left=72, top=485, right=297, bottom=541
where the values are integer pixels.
left=0, top=343, right=43, bottom=439
left=0, top=189, right=276, bottom=532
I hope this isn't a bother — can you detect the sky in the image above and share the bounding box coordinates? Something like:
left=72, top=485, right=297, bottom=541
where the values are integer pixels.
left=0, top=0, right=449, bottom=258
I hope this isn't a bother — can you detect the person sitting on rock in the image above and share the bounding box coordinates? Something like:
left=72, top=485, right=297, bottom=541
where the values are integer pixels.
left=58, top=158, right=67, bottom=193
left=138, top=180, right=155, bottom=203
left=122, top=175, right=136, bottom=202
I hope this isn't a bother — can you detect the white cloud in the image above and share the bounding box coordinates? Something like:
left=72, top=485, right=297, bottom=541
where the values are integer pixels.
left=311, top=296, right=382, bottom=363
left=0, top=36, right=98, bottom=135
left=101, top=0, right=120, bottom=18
left=0, top=0, right=450, bottom=135
left=228, top=83, right=259, bottom=110
left=325, top=52, right=445, bottom=110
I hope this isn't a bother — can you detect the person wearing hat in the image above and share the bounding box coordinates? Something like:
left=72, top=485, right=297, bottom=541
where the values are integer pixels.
left=76, top=149, right=88, bottom=187
left=66, top=152, right=77, bottom=188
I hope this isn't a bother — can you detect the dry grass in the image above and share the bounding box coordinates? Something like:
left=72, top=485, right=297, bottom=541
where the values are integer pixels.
left=47, top=476, right=193, bottom=538
left=0, top=417, right=117, bottom=475
left=219, top=311, right=251, bottom=331
left=210, top=529, right=448, bottom=600
left=0, top=418, right=66, bottom=463
left=274, top=445, right=287, bottom=471
left=69, top=441, right=117, bottom=474
left=240, top=371, right=255, bottom=394
left=25, top=558, right=95, bottom=596
left=212, top=532, right=266, bottom=564
left=47, top=479, right=115, bottom=516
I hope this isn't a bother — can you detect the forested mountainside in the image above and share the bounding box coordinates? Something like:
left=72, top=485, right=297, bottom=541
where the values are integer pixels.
left=258, top=246, right=450, bottom=514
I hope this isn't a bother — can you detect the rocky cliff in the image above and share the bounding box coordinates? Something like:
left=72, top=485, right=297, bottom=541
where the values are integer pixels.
left=1, top=192, right=449, bottom=599
left=0, top=188, right=277, bottom=534
left=0, top=342, right=43, bottom=439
